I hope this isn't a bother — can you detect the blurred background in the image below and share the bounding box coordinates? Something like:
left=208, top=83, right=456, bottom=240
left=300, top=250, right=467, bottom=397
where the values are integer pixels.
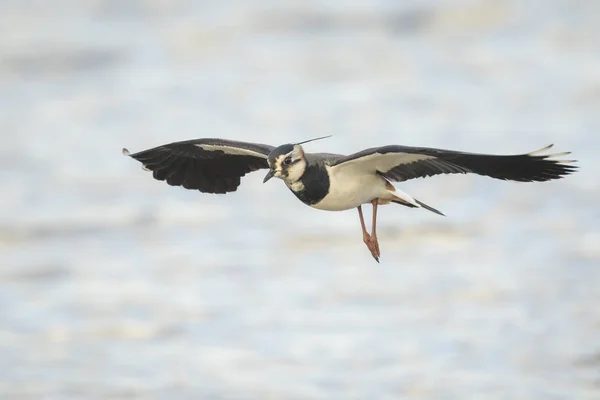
left=1, top=0, right=599, bottom=398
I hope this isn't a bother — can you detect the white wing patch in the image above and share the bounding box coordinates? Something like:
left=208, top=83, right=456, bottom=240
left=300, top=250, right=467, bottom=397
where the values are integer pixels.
left=196, top=144, right=268, bottom=158
left=527, top=144, right=554, bottom=156
left=332, top=152, right=435, bottom=175
left=527, top=144, right=576, bottom=162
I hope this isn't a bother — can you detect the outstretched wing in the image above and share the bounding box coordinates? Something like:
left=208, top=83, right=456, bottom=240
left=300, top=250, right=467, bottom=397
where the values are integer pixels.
left=331, top=144, right=577, bottom=183
left=123, top=138, right=275, bottom=194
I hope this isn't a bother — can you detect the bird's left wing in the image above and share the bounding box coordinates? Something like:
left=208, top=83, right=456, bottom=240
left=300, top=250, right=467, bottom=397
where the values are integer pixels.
left=123, top=138, right=274, bottom=193
left=330, top=144, right=577, bottom=183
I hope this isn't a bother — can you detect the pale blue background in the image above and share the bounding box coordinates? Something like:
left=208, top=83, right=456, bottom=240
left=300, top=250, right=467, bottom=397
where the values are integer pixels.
left=1, top=0, right=599, bottom=398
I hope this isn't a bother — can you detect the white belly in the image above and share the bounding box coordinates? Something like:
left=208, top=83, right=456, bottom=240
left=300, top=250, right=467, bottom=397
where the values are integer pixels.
left=312, top=166, right=391, bottom=211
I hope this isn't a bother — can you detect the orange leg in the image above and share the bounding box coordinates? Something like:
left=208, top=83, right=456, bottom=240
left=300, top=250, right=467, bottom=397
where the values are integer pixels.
left=357, top=205, right=370, bottom=243
left=357, top=202, right=381, bottom=262
left=370, top=199, right=381, bottom=260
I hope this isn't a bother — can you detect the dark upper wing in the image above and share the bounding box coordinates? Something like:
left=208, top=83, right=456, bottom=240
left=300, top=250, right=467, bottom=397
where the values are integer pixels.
left=331, top=144, right=577, bottom=183
left=123, top=138, right=274, bottom=194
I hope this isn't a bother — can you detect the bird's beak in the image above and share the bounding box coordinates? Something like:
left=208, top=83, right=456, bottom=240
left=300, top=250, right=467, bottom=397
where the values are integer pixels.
left=263, top=169, right=275, bottom=183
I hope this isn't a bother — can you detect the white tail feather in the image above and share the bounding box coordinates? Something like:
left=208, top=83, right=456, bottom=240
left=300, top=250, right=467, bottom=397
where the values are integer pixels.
left=387, top=187, right=419, bottom=207
left=386, top=185, right=445, bottom=215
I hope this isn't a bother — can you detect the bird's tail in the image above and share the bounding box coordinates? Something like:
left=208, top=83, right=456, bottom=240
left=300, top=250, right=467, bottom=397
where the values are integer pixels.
left=387, top=186, right=445, bottom=216
left=391, top=198, right=445, bottom=216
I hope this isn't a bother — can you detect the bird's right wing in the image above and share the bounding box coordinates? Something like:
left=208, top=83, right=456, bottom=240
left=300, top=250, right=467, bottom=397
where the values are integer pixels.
left=331, top=144, right=577, bottom=183
left=123, top=138, right=275, bottom=193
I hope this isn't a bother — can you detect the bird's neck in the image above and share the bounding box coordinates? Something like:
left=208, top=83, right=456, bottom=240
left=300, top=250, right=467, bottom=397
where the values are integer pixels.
left=286, top=163, right=329, bottom=206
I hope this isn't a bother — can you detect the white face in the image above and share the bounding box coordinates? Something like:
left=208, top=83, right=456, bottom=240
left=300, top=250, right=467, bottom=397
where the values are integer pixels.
left=271, top=144, right=307, bottom=183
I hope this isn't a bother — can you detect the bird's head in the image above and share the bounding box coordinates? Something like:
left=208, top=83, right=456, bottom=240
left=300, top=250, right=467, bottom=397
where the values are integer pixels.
left=263, top=135, right=332, bottom=185
left=263, top=143, right=307, bottom=184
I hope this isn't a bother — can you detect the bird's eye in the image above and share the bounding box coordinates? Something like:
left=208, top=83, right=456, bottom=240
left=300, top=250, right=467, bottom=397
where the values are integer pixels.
left=284, top=156, right=292, bottom=165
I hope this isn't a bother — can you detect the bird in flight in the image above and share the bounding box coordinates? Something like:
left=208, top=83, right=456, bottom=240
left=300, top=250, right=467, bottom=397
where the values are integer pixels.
left=123, top=137, right=576, bottom=262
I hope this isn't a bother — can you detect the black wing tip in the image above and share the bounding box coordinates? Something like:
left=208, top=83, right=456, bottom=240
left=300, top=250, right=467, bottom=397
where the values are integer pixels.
left=536, top=155, right=579, bottom=182
left=510, top=146, right=578, bottom=182
left=511, top=163, right=578, bottom=182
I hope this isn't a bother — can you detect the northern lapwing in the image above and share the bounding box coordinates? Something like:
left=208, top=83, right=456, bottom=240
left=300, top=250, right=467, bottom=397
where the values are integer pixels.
left=123, top=137, right=576, bottom=262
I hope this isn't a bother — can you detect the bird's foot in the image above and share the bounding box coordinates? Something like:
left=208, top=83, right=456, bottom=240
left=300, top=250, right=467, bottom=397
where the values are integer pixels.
left=363, top=234, right=381, bottom=263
